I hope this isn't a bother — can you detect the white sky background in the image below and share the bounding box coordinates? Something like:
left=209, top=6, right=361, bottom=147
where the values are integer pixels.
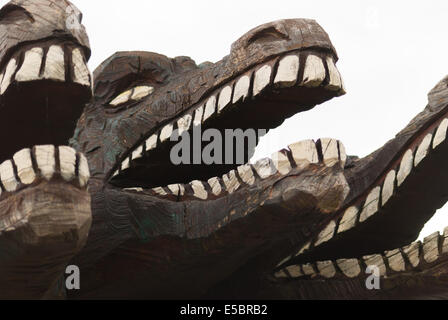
left=71, top=0, right=448, bottom=240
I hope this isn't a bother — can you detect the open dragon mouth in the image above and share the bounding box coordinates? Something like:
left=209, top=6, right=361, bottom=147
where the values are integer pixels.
left=109, top=48, right=345, bottom=198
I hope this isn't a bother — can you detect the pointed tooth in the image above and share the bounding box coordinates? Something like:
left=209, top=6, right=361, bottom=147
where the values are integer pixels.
left=177, top=114, right=192, bottom=135
left=359, top=186, right=381, bottom=223
left=414, top=133, right=432, bottom=167
left=131, top=86, right=154, bottom=101
left=338, top=206, right=358, bottom=234
left=237, top=164, right=255, bottom=185
left=34, top=145, right=55, bottom=181
left=15, top=48, right=43, bottom=82
left=276, top=255, right=292, bottom=268
left=316, top=261, right=337, bottom=279
left=315, top=220, right=336, bottom=247
left=336, top=259, right=361, bottom=278
left=77, top=153, right=90, bottom=188
left=193, top=105, right=204, bottom=126
left=397, top=149, right=413, bottom=186
left=288, top=140, right=319, bottom=166
left=0, top=160, right=19, bottom=192
left=43, top=45, right=65, bottom=81
left=123, top=187, right=143, bottom=192
left=218, top=86, right=232, bottom=112
left=112, top=170, right=119, bottom=177
left=207, top=177, right=222, bottom=196
left=222, top=170, right=240, bottom=194
left=385, top=249, right=405, bottom=272
left=423, top=232, right=440, bottom=263
left=382, top=170, right=396, bottom=206
left=284, top=265, right=303, bottom=278
left=121, top=158, right=130, bottom=171
left=72, top=48, right=91, bottom=86
left=433, top=118, right=448, bottom=149
left=271, top=150, right=292, bottom=175
left=253, top=65, right=271, bottom=96
left=274, top=270, right=289, bottom=279
left=168, top=184, right=185, bottom=196
left=152, top=187, right=167, bottom=196
left=110, top=89, right=132, bottom=106
left=0, top=58, right=17, bottom=94
left=318, top=138, right=341, bottom=167
left=190, top=180, right=208, bottom=200
left=232, top=75, right=250, bottom=103
left=253, top=158, right=277, bottom=179
left=203, top=96, right=217, bottom=122
left=295, top=242, right=310, bottom=257
left=131, top=145, right=144, bottom=161
left=160, top=123, right=174, bottom=143
left=301, top=54, right=325, bottom=87
left=274, top=55, right=299, bottom=87
left=59, top=146, right=76, bottom=182
left=326, top=56, right=343, bottom=91
left=403, top=241, right=421, bottom=268
left=13, top=148, right=35, bottom=185
left=146, top=134, right=158, bottom=152
left=363, top=254, right=386, bottom=276
left=302, top=263, right=315, bottom=276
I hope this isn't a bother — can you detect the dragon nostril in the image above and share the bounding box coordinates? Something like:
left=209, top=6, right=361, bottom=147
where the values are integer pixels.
left=247, top=26, right=290, bottom=45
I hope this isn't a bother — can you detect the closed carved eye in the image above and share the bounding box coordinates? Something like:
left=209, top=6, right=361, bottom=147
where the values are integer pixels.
left=109, top=85, right=154, bottom=107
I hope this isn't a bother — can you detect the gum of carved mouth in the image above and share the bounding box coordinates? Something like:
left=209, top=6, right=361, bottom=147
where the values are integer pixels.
left=276, top=113, right=448, bottom=271
left=109, top=49, right=345, bottom=195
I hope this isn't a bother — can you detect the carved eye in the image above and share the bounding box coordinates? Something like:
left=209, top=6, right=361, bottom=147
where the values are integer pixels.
left=109, top=85, right=154, bottom=107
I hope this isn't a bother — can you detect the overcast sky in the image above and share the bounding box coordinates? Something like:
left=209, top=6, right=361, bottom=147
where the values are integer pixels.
left=70, top=0, right=448, bottom=240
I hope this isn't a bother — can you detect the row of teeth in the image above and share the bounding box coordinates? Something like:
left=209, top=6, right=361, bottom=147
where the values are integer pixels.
left=113, top=51, right=345, bottom=179
left=275, top=229, right=448, bottom=280
left=0, top=145, right=89, bottom=197
left=0, top=45, right=91, bottom=95
left=277, top=117, right=448, bottom=268
left=123, top=138, right=346, bottom=200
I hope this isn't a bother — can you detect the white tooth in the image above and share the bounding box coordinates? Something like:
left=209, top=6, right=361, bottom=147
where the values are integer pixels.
left=363, top=254, right=386, bottom=276
left=433, top=118, right=448, bottom=149
left=237, top=164, right=255, bottom=185
left=317, top=261, right=337, bottom=279
left=385, top=249, right=405, bottom=272
left=0, top=160, right=19, bottom=192
left=302, top=263, right=315, bottom=276
left=288, top=140, right=319, bottom=166
left=72, top=48, right=91, bottom=86
left=276, top=255, right=292, bottom=268
left=336, top=259, right=361, bottom=278
left=207, top=177, right=222, bottom=196
left=218, top=86, right=232, bottom=113
left=274, top=55, right=299, bottom=87
left=271, top=151, right=291, bottom=175
left=0, top=58, right=17, bottom=94
left=414, top=133, right=432, bottom=167
left=15, top=48, right=43, bottom=82
left=319, top=138, right=341, bottom=167
left=284, top=265, right=303, bottom=278
left=295, top=242, right=310, bottom=257
left=222, top=170, right=240, bottom=194
left=253, top=65, right=271, bottom=96
left=58, top=146, right=77, bottom=182
left=338, top=206, right=358, bottom=234
left=123, top=187, right=143, bottom=192
left=152, top=187, right=167, bottom=196
left=403, top=242, right=421, bottom=268
left=112, top=170, right=119, bottom=177
left=397, top=149, right=413, bottom=186
left=43, top=45, right=65, bottom=81
left=110, top=89, right=132, bottom=106
left=203, top=96, right=216, bottom=122
left=121, top=158, right=130, bottom=171
left=190, top=180, right=208, bottom=200
left=131, top=86, right=154, bottom=101
left=381, top=170, right=396, bottom=206
left=168, top=184, right=185, bottom=196
left=302, top=54, right=326, bottom=87
left=177, top=114, right=192, bottom=135
left=315, top=220, right=336, bottom=247
left=34, top=145, right=55, bottom=181
left=131, top=145, right=144, bottom=161
left=13, top=148, right=35, bottom=185
left=326, top=56, right=343, bottom=91
left=193, top=105, right=204, bottom=126
left=274, top=270, right=289, bottom=279
left=359, top=186, right=381, bottom=223
left=232, top=75, right=250, bottom=103
left=160, top=123, right=173, bottom=143
left=338, top=141, right=347, bottom=168
left=253, top=158, right=277, bottom=179
left=423, top=232, right=440, bottom=263
left=146, top=134, right=158, bottom=152
left=78, top=153, right=90, bottom=187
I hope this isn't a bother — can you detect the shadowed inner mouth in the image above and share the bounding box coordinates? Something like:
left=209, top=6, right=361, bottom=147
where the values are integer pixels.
left=110, top=48, right=344, bottom=192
